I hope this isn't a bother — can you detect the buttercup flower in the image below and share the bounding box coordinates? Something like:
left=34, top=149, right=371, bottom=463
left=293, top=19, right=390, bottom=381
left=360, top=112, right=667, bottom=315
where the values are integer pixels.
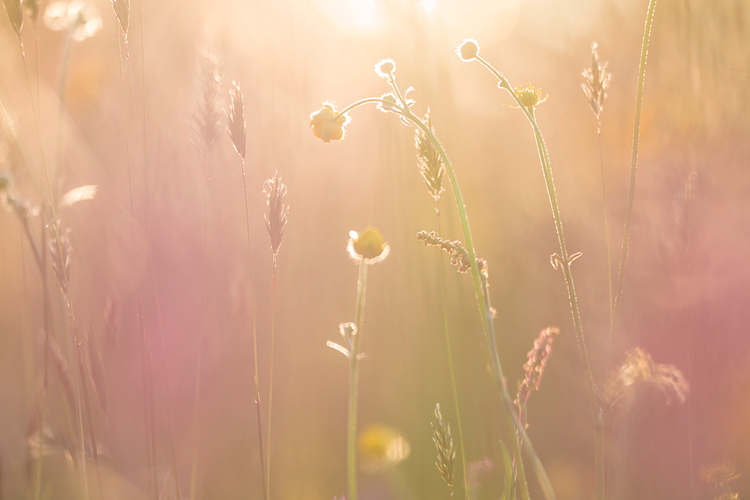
left=374, top=58, right=395, bottom=78
left=44, top=0, right=101, bottom=41
left=514, top=83, right=548, bottom=109
left=457, top=39, right=479, bottom=62
left=310, top=103, right=350, bottom=143
left=348, top=227, right=389, bottom=264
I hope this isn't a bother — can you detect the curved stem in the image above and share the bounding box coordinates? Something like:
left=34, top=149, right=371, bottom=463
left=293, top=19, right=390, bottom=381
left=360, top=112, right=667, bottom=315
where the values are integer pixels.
left=335, top=98, right=393, bottom=118
left=474, top=54, right=604, bottom=500
left=347, top=261, right=368, bottom=500
left=402, top=108, right=554, bottom=500
left=238, top=157, right=267, bottom=500
left=436, top=211, right=468, bottom=499
left=612, top=0, right=658, bottom=335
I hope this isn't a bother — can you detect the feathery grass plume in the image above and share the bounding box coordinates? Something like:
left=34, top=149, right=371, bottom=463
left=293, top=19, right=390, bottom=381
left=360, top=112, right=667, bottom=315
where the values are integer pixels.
left=431, top=403, right=456, bottom=495
left=47, top=221, right=72, bottom=294
left=581, top=43, right=611, bottom=126
left=190, top=48, right=224, bottom=157
left=516, top=327, right=560, bottom=427
left=110, top=0, right=128, bottom=33
left=3, top=0, right=23, bottom=34
left=226, top=80, right=246, bottom=160
left=264, top=172, right=288, bottom=259
left=415, top=111, right=444, bottom=202
left=416, top=230, right=487, bottom=276
left=700, top=461, right=741, bottom=500
left=605, top=347, right=689, bottom=406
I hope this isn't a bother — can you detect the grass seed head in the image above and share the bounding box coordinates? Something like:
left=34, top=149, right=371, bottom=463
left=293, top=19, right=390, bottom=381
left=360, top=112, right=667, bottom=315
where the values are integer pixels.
left=263, top=171, right=288, bottom=260
left=226, top=80, right=246, bottom=160
left=415, top=112, right=444, bottom=202
left=431, top=403, right=456, bottom=490
left=4, top=0, right=23, bottom=34
left=516, top=327, right=560, bottom=410
left=581, top=42, right=611, bottom=122
left=190, top=48, right=225, bottom=157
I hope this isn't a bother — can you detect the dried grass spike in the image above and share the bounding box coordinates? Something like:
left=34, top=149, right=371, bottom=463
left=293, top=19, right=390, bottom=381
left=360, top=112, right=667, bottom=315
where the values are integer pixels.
left=431, top=403, right=456, bottom=492
left=516, top=327, right=560, bottom=413
left=23, top=0, right=37, bottom=24
left=415, top=111, right=444, bottom=202
left=605, top=347, right=689, bottom=406
left=263, top=172, right=288, bottom=260
left=581, top=42, right=611, bottom=124
left=190, top=48, right=224, bottom=157
left=3, top=0, right=23, bottom=34
left=226, top=80, right=246, bottom=160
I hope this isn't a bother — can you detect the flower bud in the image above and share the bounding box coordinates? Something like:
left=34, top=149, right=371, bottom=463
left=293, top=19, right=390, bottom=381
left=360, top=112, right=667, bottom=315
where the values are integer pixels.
left=374, top=58, right=396, bottom=78
left=348, top=227, right=390, bottom=264
left=457, top=39, right=479, bottom=62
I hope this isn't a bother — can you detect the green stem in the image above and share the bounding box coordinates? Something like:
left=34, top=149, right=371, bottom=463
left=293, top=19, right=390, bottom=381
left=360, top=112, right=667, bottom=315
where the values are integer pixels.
left=612, top=0, right=657, bottom=335
left=347, top=261, right=368, bottom=500
left=474, top=55, right=604, bottom=500
left=402, top=108, right=554, bottom=500
left=436, top=211, right=468, bottom=499
left=597, top=126, right=615, bottom=371
left=266, top=264, right=277, bottom=496
left=335, top=98, right=390, bottom=117
left=237, top=157, right=268, bottom=500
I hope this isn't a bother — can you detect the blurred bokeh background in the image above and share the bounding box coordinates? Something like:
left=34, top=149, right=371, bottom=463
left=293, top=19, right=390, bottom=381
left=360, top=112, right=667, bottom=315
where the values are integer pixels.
left=1, top=0, right=749, bottom=498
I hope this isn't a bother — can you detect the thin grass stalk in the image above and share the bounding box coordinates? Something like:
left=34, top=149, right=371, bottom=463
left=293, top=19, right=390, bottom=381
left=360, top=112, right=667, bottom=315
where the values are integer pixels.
left=473, top=54, right=604, bottom=500
left=137, top=303, right=159, bottom=500
left=266, top=264, right=277, bottom=495
left=435, top=212, right=468, bottom=499
left=114, top=26, right=135, bottom=219
left=401, top=108, right=551, bottom=500
left=15, top=34, right=100, bottom=500
left=237, top=156, right=268, bottom=500
left=612, top=0, right=658, bottom=335
left=347, top=261, right=368, bottom=500
left=598, top=129, right=614, bottom=365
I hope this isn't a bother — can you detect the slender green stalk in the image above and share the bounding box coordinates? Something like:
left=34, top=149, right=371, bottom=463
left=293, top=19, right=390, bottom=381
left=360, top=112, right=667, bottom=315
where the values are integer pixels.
left=598, top=128, right=615, bottom=369
left=347, top=261, right=368, bottom=500
left=237, top=157, right=268, bottom=500
left=331, top=94, right=555, bottom=500
left=435, top=211, right=468, bottom=499
left=473, top=55, right=604, bottom=500
left=266, top=264, right=278, bottom=495
left=17, top=34, right=100, bottom=500
left=612, top=0, right=658, bottom=335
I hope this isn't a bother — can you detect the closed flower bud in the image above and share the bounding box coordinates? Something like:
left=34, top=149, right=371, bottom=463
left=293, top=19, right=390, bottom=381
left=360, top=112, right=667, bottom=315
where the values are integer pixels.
left=374, top=58, right=395, bottom=78
left=457, top=39, right=479, bottom=62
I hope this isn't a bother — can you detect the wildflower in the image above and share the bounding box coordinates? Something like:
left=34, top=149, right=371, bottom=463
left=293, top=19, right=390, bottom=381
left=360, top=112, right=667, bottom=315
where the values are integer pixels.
left=44, top=0, right=102, bottom=41
left=374, top=58, right=395, bottom=78
left=377, top=93, right=398, bottom=113
left=348, top=227, right=389, bottom=264
left=514, top=83, right=548, bottom=109
left=309, top=103, right=350, bottom=143
left=456, top=38, right=479, bottom=62
left=358, top=423, right=409, bottom=472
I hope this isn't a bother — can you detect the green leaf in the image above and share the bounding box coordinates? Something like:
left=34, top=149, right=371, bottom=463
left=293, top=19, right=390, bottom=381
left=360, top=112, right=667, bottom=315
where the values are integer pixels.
left=499, top=440, right=515, bottom=500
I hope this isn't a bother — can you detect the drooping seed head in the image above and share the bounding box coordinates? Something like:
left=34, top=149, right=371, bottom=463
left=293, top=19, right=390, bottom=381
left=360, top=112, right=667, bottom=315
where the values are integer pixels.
left=226, top=80, right=246, bottom=160
left=263, top=171, right=288, bottom=260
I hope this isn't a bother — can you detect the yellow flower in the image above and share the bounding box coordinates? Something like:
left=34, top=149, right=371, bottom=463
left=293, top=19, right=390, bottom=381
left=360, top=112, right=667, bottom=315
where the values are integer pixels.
left=358, top=423, right=410, bottom=472
left=309, top=103, right=349, bottom=143
left=348, top=227, right=389, bottom=264
left=514, top=83, right=548, bottom=109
